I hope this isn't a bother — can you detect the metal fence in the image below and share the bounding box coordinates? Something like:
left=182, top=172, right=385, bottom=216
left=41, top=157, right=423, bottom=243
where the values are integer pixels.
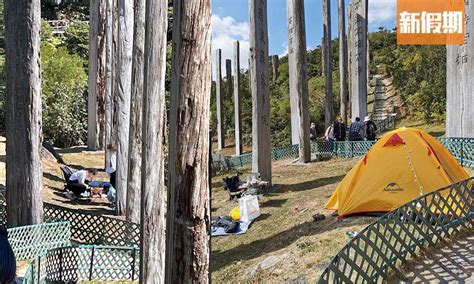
left=7, top=222, right=70, bottom=261
left=211, top=138, right=474, bottom=173
left=318, top=178, right=473, bottom=283
left=23, top=245, right=139, bottom=283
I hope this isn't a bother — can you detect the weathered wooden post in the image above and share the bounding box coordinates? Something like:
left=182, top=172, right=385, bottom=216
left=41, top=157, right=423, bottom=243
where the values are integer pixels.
left=250, top=0, right=272, bottom=184
left=115, top=0, right=134, bottom=215
left=126, top=0, right=145, bottom=224
left=234, top=41, right=243, bottom=156
left=446, top=0, right=474, bottom=138
left=88, top=0, right=107, bottom=151
left=215, top=49, right=225, bottom=150
left=105, top=0, right=115, bottom=168
left=5, top=0, right=43, bottom=227
left=349, top=0, right=368, bottom=121
left=338, top=0, right=348, bottom=125
left=166, top=0, right=212, bottom=282
left=272, top=55, right=279, bottom=82
left=139, top=0, right=167, bottom=281
left=323, top=0, right=334, bottom=128
left=288, top=0, right=310, bottom=162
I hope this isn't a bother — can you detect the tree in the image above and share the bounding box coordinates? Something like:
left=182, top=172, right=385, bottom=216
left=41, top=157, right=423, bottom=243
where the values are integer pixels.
left=126, top=0, right=145, bottom=223
left=166, top=0, right=211, bottom=282
left=139, top=0, right=168, bottom=281
left=4, top=0, right=43, bottom=227
left=115, top=0, right=134, bottom=215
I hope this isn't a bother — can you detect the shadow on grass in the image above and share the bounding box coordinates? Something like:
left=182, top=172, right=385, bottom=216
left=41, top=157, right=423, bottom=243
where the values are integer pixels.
left=0, top=155, right=4, bottom=163
left=260, top=198, right=287, bottom=208
left=44, top=172, right=64, bottom=184
left=211, top=218, right=358, bottom=271
left=276, top=174, right=345, bottom=194
left=56, top=146, right=89, bottom=154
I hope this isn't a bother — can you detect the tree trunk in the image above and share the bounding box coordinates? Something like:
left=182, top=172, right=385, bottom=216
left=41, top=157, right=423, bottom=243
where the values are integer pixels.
left=4, top=0, right=43, bottom=227
left=288, top=0, right=310, bottom=163
left=349, top=0, right=368, bottom=121
left=139, top=0, right=168, bottom=281
left=105, top=0, right=115, bottom=167
left=166, top=0, right=212, bottom=282
left=323, top=0, right=334, bottom=128
left=88, top=0, right=107, bottom=151
left=338, top=0, right=348, bottom=126
left=249, top=0, right=272, bottom=185
left=126, top=0, right=145, bottom=224
left=347, top=4, right=352, bottom=120
left=233, top=41, right=243, bottom=156
left=215, top=49, right=225, bottom=150
left=272, top=55, right=279, bottom=83
left=115, top=0, right=134, bottom=215
left=226, top=59, right=232, bottom=98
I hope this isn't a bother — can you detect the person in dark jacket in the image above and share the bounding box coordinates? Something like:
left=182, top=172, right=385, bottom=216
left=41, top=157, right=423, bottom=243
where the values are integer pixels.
left=0, top=225, right=16, bottom=284
left=364, top=115, right=378, bottom=141
left=349, top=117, right=364, bottom=141
left=333, top=117, right=346, bottom=141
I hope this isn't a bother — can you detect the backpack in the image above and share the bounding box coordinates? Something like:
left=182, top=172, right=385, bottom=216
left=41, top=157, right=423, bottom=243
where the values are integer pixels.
left=211, top=216, right=239, bottom=233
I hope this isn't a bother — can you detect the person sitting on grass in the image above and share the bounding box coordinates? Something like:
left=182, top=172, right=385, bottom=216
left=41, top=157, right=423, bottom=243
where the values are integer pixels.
left=0, top=225, right=16, bottom=284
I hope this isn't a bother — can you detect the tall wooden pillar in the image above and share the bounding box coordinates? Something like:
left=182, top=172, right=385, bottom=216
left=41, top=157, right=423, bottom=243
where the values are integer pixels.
left=104, top=0, right=115, bottom=168
left=233, top=41, right=243, bottom=156
left=349, top=0, right=368, bottom=121
left=249, top=0, right=272, bottom=185
left=115, top=0, right=134, bottom=215
left=272, top=55, right=279, bottom=82
left=323, top=0, right=334, bottom=128
left=88, top=0, right=107, bottom=151
left=338, top=0, right=348, bottom=126
left=288, top=0, right=310, bottom=163
left=226, top=59, right=232, bottom=97
left=446, top=0, right=474, bottom=138
left=166, top=0, right=212, bottom=281
left=215, top=49, right=225, bottom=150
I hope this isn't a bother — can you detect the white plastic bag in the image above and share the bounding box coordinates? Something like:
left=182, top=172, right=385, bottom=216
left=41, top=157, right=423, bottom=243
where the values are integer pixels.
left=239, top=195, right=261, bottom=222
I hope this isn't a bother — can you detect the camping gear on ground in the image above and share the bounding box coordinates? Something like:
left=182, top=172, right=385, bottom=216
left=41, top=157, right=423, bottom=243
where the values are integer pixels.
left=211, top=216, right=239, bottom=234
left=211, top=220, right=253, bottom=237
left=239, top=195, right=261, bottom=222
left=230, top=206, right=240, bottom=221
left=246, top=173, right=270, bottom=195
left=325, top=127, right=469, bottom=217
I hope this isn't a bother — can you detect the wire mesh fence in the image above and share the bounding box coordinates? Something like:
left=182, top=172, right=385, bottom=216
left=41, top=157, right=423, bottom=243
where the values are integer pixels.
left=318, top=177, right=473, bottom=283
left=23, top=245, right=139, bottom=283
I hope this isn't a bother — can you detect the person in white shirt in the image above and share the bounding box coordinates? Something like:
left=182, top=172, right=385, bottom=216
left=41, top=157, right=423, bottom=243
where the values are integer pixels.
left=68, top=169, right=97, bottom=196
left=106, top=144, right=117, bottom=188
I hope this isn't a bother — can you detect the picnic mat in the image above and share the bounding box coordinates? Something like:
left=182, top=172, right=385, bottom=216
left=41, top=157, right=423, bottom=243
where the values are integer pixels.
left=211, top=220, right=253, bottom=237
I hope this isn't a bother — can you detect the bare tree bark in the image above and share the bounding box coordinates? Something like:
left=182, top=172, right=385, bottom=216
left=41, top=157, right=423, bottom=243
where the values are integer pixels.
left=249, top=0, right=272, bottom=185
left=323, top=0, right=334, bottom=128
left=139, top=0, right=168, bottom=281
left=272, top=55, right=279, bottom=83
left=5, top=0, right=43, bottom=227
left=115, top=0, right=134, bottom=215
left=233, top=41, right=243, bottom=156
left=126, top=0, right=145, bottom=224
left=166, top=0, right=211, bottom=282
left=288, top=0, right=310, bottom=163
left=338, top=0, right=349, bottom=126
left=88, top=0, right=107, bottom=151
left=215, top=49, right=225, bottom=150
left=105, top=0, right=115, bottom=168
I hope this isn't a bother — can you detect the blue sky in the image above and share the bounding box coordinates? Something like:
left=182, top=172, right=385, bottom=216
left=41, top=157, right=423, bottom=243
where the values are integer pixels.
left=211, top=0, right=397, bottom=72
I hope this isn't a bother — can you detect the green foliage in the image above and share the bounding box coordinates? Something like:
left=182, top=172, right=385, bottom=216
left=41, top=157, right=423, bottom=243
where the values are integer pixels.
left=369, top=28, right=446, bottom=122
left=41, top=43, right=88, bottom=147
left=61, top=21, right=90, bottom=60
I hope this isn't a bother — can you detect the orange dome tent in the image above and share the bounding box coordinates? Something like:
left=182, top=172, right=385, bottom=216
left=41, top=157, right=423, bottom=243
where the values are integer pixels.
left=325, top=128, right=469, bottom=217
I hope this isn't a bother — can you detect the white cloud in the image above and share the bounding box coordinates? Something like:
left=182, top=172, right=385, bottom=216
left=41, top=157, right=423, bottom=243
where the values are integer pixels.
left=368, top=0, right=397, bottom=27
left=211, top=14, right=250, bottom=79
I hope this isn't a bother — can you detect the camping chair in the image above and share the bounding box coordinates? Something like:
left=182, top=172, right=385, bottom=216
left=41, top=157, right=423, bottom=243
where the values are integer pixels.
left=223, top=173, right=246, bottom=201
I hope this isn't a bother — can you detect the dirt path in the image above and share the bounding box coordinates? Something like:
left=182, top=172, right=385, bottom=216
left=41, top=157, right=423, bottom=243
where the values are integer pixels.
left=394, top=233, right=473, bottom=283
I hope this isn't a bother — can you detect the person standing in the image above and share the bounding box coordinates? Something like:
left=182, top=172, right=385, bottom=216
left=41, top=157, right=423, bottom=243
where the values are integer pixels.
left=348, top=117, right=364, bottom=141
left=0, top=225, right=16, bottom=284
left=324, top=123, right=335, bottom=153
left=310, top=122, right=317, bottom=142
left=333, top=116, right=346, bottom=141
left=106, top=144, right=117, bottom=188
left=364, top=115, right=378, bottom=141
